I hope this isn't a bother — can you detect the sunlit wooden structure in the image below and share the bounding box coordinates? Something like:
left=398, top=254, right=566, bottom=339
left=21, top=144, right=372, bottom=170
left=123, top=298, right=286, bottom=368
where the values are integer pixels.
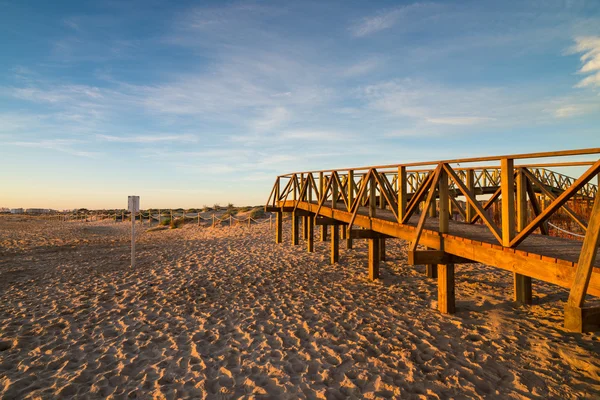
left=266, top=148, right=600, bottom=332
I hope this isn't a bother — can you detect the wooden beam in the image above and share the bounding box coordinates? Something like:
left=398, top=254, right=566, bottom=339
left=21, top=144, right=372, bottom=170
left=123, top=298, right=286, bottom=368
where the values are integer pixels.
left=349, top=229, right=390, bottom=239
left=408, top=250, right=472, bottom=265
left=369, top=238, right=380, bottom=280
left=515, top=169, right=532, bottom=305
left=315, top=217, right=348, bottom=226
left=331, top=225, right=339, bottom=264
left=526, top=179, right=549, bottom=235
left=438, top=264, right=455, bottom=314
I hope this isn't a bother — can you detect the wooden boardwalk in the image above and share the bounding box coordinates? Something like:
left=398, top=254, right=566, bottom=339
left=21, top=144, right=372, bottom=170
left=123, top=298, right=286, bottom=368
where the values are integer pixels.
left=266, top=148, right=600, bottom=332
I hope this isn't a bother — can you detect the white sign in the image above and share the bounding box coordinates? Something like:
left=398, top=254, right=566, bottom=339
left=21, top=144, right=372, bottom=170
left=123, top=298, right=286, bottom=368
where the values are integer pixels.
left=128, top=196, right=140, bottom=213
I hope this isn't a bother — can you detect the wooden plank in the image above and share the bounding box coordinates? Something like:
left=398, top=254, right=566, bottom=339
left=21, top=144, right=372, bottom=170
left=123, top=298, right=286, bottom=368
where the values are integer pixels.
left=438, top=264, right=455, bottom=314
left=409, top=166, right=441, bottom=252
left=347, top=170, right=354, bottom=250
left=369, top=171, right=377, bottom=217
left=331, top=225, right=339, bottom=264
left=369, top=238, right=380, bottom=280
left=567, top=193, right=600, bottom=308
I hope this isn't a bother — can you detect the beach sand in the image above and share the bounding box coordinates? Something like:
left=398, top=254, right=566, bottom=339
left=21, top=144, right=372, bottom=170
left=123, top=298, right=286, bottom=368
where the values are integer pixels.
left=0, top=215, right=599, bottom=399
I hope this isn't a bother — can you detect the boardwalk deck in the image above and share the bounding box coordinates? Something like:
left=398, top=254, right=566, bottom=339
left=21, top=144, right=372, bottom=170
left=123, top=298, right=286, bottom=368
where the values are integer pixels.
left=267, top=148, right=600, bottom=332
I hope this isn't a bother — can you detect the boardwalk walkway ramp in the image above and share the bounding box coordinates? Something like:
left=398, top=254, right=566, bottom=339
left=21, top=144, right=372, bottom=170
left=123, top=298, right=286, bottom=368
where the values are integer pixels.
left=266, top=148, right=600, bottom=332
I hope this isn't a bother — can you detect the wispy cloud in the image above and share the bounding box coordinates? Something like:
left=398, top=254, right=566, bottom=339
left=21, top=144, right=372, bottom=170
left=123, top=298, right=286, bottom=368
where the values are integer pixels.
left=6, top=139, right=98, bottom=158
left=97, top=134, right=198, bottom=143
left=349, top=3, right=435, bottom=37
left=570, top=36, right=600, bottom=88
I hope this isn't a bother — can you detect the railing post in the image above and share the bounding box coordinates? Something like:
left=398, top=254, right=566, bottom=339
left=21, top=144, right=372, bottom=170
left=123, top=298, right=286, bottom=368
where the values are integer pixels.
left=320, top=171, right=327, bottom=241
left=501, top=158, right=515, bottom=247
left=515, top=168, right=532, bottom=304
left=398, top=166, right=407, bottom=223
left=330, top=172, right=337, bottom=211
left=379, top=172, right=386, bottom=210
left=347, top=170, right=354, bottom=249
left=369, top=172, right=376, bottom=218
left=466, top=169, right=475, bottom=222
left=437, top=165, right=454, bottom=313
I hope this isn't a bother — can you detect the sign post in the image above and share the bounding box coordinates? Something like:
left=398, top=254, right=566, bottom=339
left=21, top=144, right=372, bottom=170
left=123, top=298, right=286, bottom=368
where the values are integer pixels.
left=128, top=196, right=140, bottom=267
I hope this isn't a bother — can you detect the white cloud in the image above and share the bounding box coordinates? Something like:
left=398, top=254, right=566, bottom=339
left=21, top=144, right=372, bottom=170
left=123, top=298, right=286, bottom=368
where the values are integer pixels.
left=570, top=36, right=600, bottom=88
left=342, top=58, right=382, bottom=77
left=278, top=129, right=349, bottom=141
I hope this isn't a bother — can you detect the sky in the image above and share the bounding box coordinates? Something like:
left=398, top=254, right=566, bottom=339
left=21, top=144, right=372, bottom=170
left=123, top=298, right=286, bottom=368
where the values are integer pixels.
left=1, top=0, right=599, bottom=210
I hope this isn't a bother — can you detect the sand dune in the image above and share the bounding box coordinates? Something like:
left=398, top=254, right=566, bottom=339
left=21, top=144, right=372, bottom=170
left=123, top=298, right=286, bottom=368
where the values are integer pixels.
left=0, top=216, right=599, bottom=399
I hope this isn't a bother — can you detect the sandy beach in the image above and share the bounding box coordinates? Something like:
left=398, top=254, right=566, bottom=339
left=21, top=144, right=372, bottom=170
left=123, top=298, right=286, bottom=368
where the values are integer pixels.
left=0, top=215, right=599, bottom=399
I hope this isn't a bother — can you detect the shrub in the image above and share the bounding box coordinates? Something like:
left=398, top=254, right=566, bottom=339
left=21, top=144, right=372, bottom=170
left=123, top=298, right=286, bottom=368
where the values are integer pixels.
left=213, top=204, right=221, bottom=211
left=249, top=207, right=265, bottom=219
left=169, top=217, right=185, bottom=229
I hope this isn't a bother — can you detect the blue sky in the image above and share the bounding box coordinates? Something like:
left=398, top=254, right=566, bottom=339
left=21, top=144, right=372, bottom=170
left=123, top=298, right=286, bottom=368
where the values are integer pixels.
left=1, top=0, right=599, bottom=209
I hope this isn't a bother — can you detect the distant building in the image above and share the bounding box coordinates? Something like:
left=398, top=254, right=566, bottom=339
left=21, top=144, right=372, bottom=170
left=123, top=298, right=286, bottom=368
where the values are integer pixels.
left=10, top=208, right=24, bottom=214
left=26, top=208, right=51, bottom=214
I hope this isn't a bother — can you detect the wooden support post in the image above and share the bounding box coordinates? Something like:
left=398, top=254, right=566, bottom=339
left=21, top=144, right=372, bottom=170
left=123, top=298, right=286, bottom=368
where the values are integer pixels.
left=275, top=212, right=283, bottom=244
left=515, top=168, right=532, bottom=305
left=347, top=170, right=354, bottom=250
left=564, top=191, right=600, bottom=332
left=501, top=158, right=515, bottom=247
left=438, top=264, right=455, bottom=314
left=292, top=212, right=300, bottom=246
left=341, top=226, right=347, bottom=239
left=398, top=166, right=407, bottom=223
left=379, top=238, right=386, bottom=262
left=368, top=238, right=380, bottom=280
left=379, top=173, right=386, bottom=210
left=428, top=196, right=436, bottom=217
left=331, top=225, right=339, bottom=264
left=426, top=264, right=438, bottom=278
left=307, top=215, right=314, bottom=253
left=320, top=171, right=327, bottom=241
left=303, top=215, right=309, bottom=240
left=466, top=170, right=475, bottom=222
